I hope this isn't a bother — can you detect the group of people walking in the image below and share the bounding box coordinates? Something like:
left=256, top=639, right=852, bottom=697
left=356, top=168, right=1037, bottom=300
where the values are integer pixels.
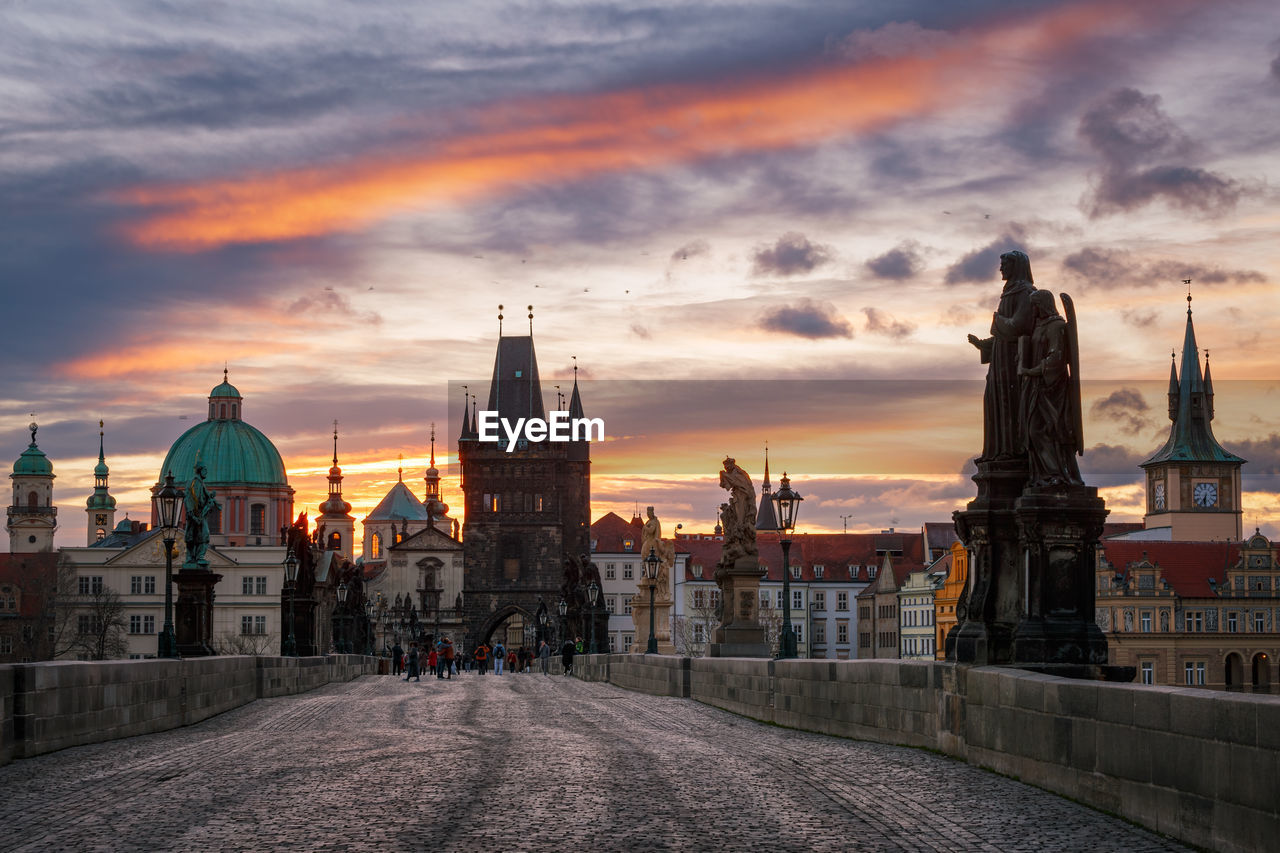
left=390, top=638, right=567, bottom=678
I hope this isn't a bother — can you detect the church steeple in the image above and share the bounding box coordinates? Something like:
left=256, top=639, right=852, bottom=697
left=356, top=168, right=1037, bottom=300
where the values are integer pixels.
left=86, top=420, right=117, bottom=544
left=317, top=421, right=354, bottom=553
left=1140, top=291, right=1245, bottom=541
left=755, top=444, right=778, bottom=531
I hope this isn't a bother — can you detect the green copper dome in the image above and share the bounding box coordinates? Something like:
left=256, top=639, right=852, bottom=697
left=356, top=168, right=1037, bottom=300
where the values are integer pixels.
left=210, top=380, right=241, bottom=398
left=159, top=419, right=287, bottom=487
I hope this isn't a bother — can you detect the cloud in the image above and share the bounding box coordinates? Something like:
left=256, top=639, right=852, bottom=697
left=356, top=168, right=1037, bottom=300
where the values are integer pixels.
left=1232, top=434, right=1280, bottom=481
left=1271, top=50, right=1280, bottom=84
left=939, top=305, right=974, bottom=327
left=759, top=300, right=852, bottom=339
left=1061, top=247, right=1266, bottom=289
left=865, top=241, right=923, bottom=280
left=1090, top=388, right=1150, bottom=435
left=670, top=239, right=710, bottom=262
left=750, top=232, right=832, bottom=277
left=830, top=21, right=952, bottom=61
left=1079, top=443, right=1147, bottom=486
left=630, top=323, right=652, bottom=339
left=1120, top=308, right=1158, bottom=328
left=286, top=289, right=382, bottom=325
left=861, top=307, right=916, bottom=339
left=1079, top=88, right=1244, bottom=217
left=943, top=228, right=1029, bottom=285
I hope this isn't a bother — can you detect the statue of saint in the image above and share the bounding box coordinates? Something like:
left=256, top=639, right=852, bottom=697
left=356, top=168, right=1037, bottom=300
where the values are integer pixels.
left=639, top=507, right=676, bottom=596
left=968, top=251, right=1037, bottom=463
left=717, top=457, right=758, bottom=567
left=183, top=462, right=221, bottom=567
left=1017, top=290, right=1084, bottom=487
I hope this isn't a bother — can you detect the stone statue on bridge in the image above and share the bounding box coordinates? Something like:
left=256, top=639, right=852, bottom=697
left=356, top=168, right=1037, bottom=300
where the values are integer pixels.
left=182, top=461, right=220, bottom=569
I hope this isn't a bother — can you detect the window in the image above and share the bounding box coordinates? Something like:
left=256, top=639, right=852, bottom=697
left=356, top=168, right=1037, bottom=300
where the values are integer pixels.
left=1255, top=612, right=1266, bottom=633
left=814, top=565, right=824, bottom=579
left=623, top=539, right=635, bottom=552
left=775, top=590, right=784, bottom=610
left=790, top=564, right=801, bottom=579
left=0, top=636, right=11, bottom=655
left=813, top=591, right=825, bottom=611
left=609, top=635, right=617, bottom=652
left=241, top=615, right=266, bottom=635
left=837, top=622, right=849, bottom=644
left=77, top=614, right=101, bottom=635
left=623, top=634, right=633, bottom=650
left=693, top=589, right=706, bottom=609
left=605, top=596, right=615, bottom=614
left=250, top=504, right=266, bottom=535
left=96, top=528, right=106, bottom=541
left=129, top=615, right=155, bottom=635
left=868, top=564, right=878, bottom=579
left=1140, top=661, right=1154, bottom=684
left=693, top=623, right=706, bottom=643
left=1227, top=612, right=1238, bottom=633
left=535, top=494, right=544, bottom=512
left=370, top=533, right=382, bottom=560
left=1184, top=661, right=1206, bottom=685
left=79, top=576, right=103, bottom=595
left=622, top=564, right=633, bottom=580
left=836, top=592, right=849, bottom=612
left=1141, top=611, right=1153, bottom=633
left=1186, top=611, right=1204, bottom=632
left=242, top=576, right=268, bottom=595
left=605, top=563, right=616, bottom=580
left=623, top=597, right=632, bottom=616
left=792, top=590, right=803, bottom=611
left=488, top=494, right=500, bottom=512
left=794, top=623, right=803, bottom=643
left=813, top=622, right=826, bottom=644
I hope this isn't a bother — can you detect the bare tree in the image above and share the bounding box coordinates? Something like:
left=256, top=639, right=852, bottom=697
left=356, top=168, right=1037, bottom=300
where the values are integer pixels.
left=671, top=593, right=721, bottom=658
left=216, top=630, right=277, bottom=656
left=69, top=582, right=130, bottom=660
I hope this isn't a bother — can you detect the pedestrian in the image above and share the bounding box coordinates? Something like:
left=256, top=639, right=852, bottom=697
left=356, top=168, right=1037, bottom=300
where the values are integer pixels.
left=427, top=646, right=438, bottom=678
left=561, top=638, right=576, bottom=676
left=518, top=646, right=528, bottom=673
left=436, top=638, right=446, bottom=679
left=474, top=641, right=489, bottom=675
left=493, top=640, right=506, bottom=675
left=507, top=649, right=517, bottom=674
left=575, top=636, right=584, bottom=654
left=539, top=640, right=551, bottom=675
left=391, top=641, right=404, bottom=676
left=443, top=637, right=455, bottom=678
left=405, top=642, right=421, bottom=682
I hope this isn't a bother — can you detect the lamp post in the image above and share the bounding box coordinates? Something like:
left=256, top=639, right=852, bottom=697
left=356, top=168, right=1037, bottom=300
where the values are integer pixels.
left=156, top=471, right=181, bottom=658
left=644, top=548, right=660, bottom=654
left=557, top=598, right=567, bottom=648
left=772, top=472, right=803, bottom=660
left=282, top=549, right=298, bottom=656
left=537, top=602, right=548, bottom=650
left=336, top=582, right=349, bottom=653
left=587, top=580, right=600, bottom=654
left=365, top=600, right=375, bottom=656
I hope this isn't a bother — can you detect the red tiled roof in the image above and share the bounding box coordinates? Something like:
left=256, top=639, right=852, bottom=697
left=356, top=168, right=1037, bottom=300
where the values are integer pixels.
left=677, top=531, right=924, bottom=583
left=1099, top=541, right=1240, bottom=598
left=590, top=512, right=643, bottom=553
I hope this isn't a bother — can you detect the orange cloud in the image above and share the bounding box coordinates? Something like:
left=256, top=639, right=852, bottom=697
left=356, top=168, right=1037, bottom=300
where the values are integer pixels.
left=110, top=1, right=1176, bottom=252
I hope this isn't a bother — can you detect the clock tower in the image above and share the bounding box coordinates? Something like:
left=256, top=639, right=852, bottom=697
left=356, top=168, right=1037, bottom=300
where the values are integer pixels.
left=1139, top=295, right=1244, bottom=541
left=85, top=421, right=117, bottom=544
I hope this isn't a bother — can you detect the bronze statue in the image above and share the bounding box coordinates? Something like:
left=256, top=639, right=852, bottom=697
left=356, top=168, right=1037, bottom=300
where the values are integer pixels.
left=1017, top=290, right=1084, bottom=487
left=968, top=250, right=1037, bottom=462
left=183, top=462, right=220, bottom=567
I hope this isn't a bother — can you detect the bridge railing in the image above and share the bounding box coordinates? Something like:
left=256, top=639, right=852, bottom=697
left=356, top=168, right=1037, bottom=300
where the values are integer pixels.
left=573, top=653, right=1278, bottom=853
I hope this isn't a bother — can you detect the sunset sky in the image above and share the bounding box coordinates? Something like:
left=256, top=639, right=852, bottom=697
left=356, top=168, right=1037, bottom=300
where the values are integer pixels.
left=3, top=0, right=1278, bottom=551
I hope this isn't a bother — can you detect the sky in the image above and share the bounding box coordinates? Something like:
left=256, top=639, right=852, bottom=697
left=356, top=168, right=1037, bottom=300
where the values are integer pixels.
left=2, top=0, right=1278, bottom=552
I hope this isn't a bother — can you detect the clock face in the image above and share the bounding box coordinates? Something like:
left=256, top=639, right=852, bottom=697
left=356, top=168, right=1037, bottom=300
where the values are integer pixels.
left=1193, top=482, right=1218, bottom=507
left=95, top=513, right=108, bottom=525
left=1153, top=482, right=1166, bottom=510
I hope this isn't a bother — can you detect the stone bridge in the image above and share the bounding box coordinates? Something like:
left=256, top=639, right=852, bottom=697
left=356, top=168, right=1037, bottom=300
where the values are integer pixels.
left=1, top=655, right=1275, bottom=852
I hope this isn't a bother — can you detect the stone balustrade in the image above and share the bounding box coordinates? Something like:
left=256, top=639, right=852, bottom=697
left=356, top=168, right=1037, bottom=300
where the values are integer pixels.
left=576, top=653, right=1279, bottom=853
left=0, top=654, right=377, bottom=765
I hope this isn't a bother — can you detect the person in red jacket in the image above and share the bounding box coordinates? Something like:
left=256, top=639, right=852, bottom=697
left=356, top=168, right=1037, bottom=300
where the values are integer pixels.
left=473, top=641, right=488, bottom=675
left=442, top=637, right=455, bottom=679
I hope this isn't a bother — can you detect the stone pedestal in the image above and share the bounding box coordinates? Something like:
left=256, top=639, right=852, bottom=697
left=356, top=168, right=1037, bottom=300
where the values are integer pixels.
left=1011, top=485, right=1110, bottom=668
left=175, top=568, right=222, bottom=657
left=631, top=583, right=676, bottom=654
left=709, top=556, right=769, bottom=658
left=949, top=459, right=1026, bottom=665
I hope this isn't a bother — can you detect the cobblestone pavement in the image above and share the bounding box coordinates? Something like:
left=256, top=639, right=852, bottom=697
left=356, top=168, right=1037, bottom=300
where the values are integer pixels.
left=0, top=673, right=1189, bottom=852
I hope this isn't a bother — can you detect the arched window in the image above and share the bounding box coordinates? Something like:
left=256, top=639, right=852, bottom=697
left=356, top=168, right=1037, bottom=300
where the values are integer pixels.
left=370, top=533, right=382, bottom=560
left=231, top=404, right=237, bottom=419
left=219, top=404, right=226, bottom=419
left=96, top=528, right=106, bottom=541
left=27, top=491, right=38, bottom=507
left=327, top=531, right=341, bottom=550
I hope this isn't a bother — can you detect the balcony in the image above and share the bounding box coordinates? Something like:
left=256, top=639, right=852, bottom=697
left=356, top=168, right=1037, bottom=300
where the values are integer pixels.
left=7, top=505, right=56, bottom=518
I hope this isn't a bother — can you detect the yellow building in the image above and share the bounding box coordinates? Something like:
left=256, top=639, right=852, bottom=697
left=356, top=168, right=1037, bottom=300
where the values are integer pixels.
left=934, top=541, right=967, bottom=659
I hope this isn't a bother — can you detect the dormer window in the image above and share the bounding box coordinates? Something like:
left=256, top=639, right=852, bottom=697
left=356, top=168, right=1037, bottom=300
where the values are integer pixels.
left=623, top=539, right=634, bottom=552
left=515, top=370, right=523, bottom=378
left=814, top=565, right=825, bottom=579
left=868, top=564, right=878, bottom=579
left=693, top=564, right=703, bottom=578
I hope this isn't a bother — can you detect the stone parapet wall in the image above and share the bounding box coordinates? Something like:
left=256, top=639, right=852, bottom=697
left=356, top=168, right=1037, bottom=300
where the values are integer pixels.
left=573, top=656, right=1278, bottom=853
left=0, top=655, right=379, bottom=766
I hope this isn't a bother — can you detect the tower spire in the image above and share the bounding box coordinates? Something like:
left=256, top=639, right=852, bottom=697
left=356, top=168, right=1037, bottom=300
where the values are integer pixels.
left=430, top=422, right=436, bottom=468
left=332, top=420, right=339, bottom=467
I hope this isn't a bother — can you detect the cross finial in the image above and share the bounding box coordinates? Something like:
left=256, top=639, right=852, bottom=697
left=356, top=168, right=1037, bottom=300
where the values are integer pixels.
left=429, top=422, right=436, bottom=466
left=572, top=355, right=578, bottom=378
left=528, top=304, right=534, bottom=335
left=332, top=419, right=339, bottom=466
left=1184, top=279, right=1192, bottom=315
left=498, top=304, right=504, bottom=335
left=398, top=453, right=404, bottom=482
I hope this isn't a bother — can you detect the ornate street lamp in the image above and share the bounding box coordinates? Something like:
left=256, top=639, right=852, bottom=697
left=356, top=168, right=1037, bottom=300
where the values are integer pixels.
left=336, top=582, right=350, bottom=653
left=156, top=471, right=181, bottom=659
left=557, top=597, right=567, bottom=647
left=282, top=549, right=298, bottom=656
left=772, top=472, right=803, bottom=660
left=587, top=580, right=600, bottom=654
left=364, top=600, right=375, bottom=656
left=644, top=548, right=660, bottom=654
left=537, top=601, right=548, bottom=649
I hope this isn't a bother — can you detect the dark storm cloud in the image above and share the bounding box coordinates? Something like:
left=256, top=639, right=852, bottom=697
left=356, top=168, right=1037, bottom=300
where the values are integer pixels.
left=861, top=307, right=916, bottom=340
left=759, top=300, right=853, bottom=339
left=751, top=232, right=833, bottom=277
left=943, top=229, right=1028, bottom=285
left=671, top=239, right=710, bottom=262
left=1271, top=49, right=1280, bottom=84
left=1079, top=88, right=1244, bottom=218
left=1061, top=247, right=1266, bottom=289
left=1090, top=388, right=1150, bottom=436
left=865, top=242, right=924, bottom=280
left=1233, top=434, right=1280, bottom=488
left=1079, top=443, right=1147, bottom=487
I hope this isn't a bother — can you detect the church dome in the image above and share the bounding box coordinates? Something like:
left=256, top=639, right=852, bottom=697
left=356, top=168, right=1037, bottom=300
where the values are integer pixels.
left=159, top=419, right=287, bottom=486
left=209, top=378, right=241, bottom=398
left=13, top=441, right=53, bottom=477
